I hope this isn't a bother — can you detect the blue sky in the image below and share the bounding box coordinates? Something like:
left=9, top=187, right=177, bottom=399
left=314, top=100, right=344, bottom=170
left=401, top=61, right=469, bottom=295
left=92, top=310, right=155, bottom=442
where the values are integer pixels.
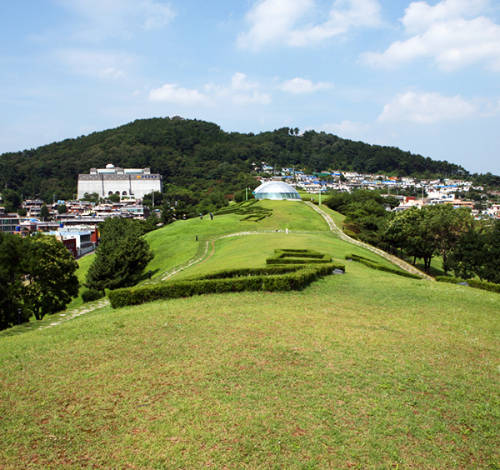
left=2, top=0, right=500, bottom=174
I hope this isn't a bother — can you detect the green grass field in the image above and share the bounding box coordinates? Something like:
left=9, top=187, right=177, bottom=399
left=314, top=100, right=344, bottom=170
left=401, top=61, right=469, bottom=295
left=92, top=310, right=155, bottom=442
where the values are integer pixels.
left=1, top=200, right=499, bottom=469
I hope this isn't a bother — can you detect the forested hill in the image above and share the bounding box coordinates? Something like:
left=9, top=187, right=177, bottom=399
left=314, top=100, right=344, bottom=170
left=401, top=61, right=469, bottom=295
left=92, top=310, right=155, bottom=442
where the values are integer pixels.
left=0, top=117, right=488, bottom=201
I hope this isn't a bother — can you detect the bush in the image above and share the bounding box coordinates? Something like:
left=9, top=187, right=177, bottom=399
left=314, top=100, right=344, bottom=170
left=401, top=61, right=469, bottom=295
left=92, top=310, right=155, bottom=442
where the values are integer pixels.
left=108, top=263, right=345, bottom=309
left=81, top=289, right=105, bottom=303
left=346, top=254, right=423, bottom=280
left=436, top=276, right=500, bottom=294
left=267, top=249, right=332, bottom=265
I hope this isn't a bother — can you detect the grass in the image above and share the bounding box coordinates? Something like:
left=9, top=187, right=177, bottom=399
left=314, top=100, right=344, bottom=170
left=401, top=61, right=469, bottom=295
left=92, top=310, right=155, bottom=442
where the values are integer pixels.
left=2, top=201, right=499, bottom=468
left=1, top=262, right=499, bottom=469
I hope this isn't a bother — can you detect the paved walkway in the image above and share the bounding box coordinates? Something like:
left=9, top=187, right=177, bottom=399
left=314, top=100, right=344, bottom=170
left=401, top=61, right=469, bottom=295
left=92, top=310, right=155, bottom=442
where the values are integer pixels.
left=38, top=298, right=110, bottom=330
left=306, top=202, right=434, bottom=281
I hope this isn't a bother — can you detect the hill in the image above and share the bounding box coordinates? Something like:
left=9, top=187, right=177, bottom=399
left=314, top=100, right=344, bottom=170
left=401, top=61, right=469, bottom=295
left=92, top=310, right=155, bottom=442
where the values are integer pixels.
left=0, top=117, right=477, bottom=202
left=1, top=201, right=499, bottom=468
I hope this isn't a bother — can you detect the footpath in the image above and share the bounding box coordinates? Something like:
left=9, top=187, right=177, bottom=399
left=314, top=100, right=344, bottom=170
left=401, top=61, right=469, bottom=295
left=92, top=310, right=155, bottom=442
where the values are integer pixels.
left=306, top=202, right=434, bottom=281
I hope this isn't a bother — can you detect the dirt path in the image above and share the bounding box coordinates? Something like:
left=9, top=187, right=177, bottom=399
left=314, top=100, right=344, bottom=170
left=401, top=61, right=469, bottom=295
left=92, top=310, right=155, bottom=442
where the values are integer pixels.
left=306, top=202, right=434, bottom=281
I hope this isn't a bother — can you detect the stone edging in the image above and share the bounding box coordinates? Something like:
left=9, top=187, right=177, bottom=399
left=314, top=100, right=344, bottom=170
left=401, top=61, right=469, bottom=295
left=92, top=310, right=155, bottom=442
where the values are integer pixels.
left=306, top=202, right=434, bottom=281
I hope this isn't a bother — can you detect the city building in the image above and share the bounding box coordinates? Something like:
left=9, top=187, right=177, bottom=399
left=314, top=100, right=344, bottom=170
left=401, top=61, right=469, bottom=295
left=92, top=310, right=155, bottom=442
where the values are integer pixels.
left=77, top=164, right=162, bottom=200
left=0, top=207, right=19, bottom=234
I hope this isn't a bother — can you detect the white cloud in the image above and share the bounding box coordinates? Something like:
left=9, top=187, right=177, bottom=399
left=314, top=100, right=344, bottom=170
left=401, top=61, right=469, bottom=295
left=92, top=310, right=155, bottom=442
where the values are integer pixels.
left=57, top=49, right=133, bottom=79
left=320, top=120, right=368, bottom=139
left=281, top=77, right=333, bottom=93
left=149, top=73, right=272, bottom=107
left=362, top=0, right=500, bottom=71
left=206, top=72, right=272, bottom=105
left=149, top=84, right=212, bottom=106
left=377, top=91, right=481, bottom=123
left=56, top=0, right=175, bottom=38
left=238, top=0, right=382, bottom=50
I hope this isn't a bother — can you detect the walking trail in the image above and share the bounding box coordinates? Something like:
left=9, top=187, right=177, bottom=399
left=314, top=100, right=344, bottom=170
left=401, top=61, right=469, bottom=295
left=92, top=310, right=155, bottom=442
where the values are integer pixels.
left=306, top=202, right=434, bottom=281
left=43, top=202, right=432, bottom=330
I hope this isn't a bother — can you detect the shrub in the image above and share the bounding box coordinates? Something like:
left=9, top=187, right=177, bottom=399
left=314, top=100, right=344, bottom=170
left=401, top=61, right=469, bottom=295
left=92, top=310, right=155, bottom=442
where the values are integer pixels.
left=436, top=276, right=500, bottom=294
left=81, top=289, right=105, bottom=303
left=346, top=254, right=423, bottom=280
left=267, top=249, right=332, bottom=265
left=108, top=263, right=345, bottom=309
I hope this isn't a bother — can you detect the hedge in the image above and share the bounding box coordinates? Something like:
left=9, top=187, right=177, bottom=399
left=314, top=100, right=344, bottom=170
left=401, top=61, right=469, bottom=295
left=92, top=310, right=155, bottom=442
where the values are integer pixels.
left=81, top=289, right=105, bottom=303
left=436, top=276, right=500, bottom=294
left=108, top=263, right=344, bottom=309
left=267, top=249, right=332, bottom=265
left=346, top=254, right=423, bottom=280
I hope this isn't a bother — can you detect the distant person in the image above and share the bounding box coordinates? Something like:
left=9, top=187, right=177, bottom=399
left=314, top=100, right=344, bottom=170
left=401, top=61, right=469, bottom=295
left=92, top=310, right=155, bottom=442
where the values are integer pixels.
left=183, top=214, right=186, bottom=220
left=210, top=212, right=213, bottom=220
left=199, top=213, right=203, bottom=219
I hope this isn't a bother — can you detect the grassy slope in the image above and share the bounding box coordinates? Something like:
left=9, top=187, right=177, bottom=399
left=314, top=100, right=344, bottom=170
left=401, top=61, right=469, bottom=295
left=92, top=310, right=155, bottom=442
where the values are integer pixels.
left=1, top=264, right=499, bottom=469
left=2, top=201, right=499, bottom=469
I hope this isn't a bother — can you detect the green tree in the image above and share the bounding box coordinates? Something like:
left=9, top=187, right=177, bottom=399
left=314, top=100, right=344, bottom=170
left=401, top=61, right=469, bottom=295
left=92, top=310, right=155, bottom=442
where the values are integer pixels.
left=40, top=204, right=50, bottom=221
left=85, top=218, right=154, bottom=292
left=82, top=192, right=99, bottom=203
left=23, top=234, right=79, bottom=321
left=108, top=193, right=120, bottom=203
left=1, top=189, right=22, bottom=213
left=423, top=205, right=473, bottom=273
left=0, top=232, right=30, bottom=329
left=57, top=204, right=68, bottom=214
left=446, top=228, right=488, bottom=280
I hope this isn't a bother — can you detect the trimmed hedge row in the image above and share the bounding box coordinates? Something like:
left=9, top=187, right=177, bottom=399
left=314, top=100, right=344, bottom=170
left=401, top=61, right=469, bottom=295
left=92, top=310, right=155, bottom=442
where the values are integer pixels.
left=267, top=249, right=332, bottom=265
left=81, top=289, right=105, bottom=303
left=436, top=276, right=500, bottom=294
left=108, top=263, right=343, bottom=309
left=346, top=254, right=423, bottom=280
left=215, top=200, right=273, bottom=222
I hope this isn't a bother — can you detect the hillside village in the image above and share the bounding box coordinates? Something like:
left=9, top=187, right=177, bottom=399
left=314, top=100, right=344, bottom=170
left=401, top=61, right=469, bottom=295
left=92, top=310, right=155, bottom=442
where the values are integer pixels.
left=1, top=163, right=499, bottom=261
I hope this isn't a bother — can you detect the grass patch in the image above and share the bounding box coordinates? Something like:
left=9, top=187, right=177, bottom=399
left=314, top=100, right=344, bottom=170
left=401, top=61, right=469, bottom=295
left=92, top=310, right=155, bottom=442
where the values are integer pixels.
left=1, top=264, right=499, bottom=469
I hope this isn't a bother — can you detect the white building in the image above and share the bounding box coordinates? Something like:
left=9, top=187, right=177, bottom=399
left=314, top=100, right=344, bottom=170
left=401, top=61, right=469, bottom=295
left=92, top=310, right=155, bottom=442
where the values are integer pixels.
left=77, top=164, right=162, bottom=200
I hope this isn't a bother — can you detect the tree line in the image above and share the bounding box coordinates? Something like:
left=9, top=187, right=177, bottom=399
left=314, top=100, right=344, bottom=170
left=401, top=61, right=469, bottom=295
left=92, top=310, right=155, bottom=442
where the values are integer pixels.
left=325, top=190, right=500, bottom=280
left=1, top=117, right=484, bottom=206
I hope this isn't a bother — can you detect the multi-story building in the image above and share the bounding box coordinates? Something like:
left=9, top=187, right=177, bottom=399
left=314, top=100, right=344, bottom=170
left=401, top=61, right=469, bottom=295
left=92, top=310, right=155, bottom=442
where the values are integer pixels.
left=0, top=207, right=19, bottom=234
left=77, top=164, right=162, bottom=200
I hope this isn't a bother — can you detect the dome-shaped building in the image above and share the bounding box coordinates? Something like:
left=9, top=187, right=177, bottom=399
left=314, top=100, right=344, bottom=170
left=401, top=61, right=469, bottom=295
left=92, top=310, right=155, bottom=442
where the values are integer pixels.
left=254, top=181, right=301, bottom=201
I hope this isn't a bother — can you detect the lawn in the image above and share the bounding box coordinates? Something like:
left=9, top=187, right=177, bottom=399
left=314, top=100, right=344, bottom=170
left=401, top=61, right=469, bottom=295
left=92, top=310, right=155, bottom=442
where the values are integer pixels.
left=2, top=201, right=499, bottom=469
left=1, top=261, right=499, bottom=469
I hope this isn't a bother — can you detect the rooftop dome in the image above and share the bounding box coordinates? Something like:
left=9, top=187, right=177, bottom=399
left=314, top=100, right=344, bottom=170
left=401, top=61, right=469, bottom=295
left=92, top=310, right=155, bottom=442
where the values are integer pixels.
left=254, top=181, right=301, bottom=201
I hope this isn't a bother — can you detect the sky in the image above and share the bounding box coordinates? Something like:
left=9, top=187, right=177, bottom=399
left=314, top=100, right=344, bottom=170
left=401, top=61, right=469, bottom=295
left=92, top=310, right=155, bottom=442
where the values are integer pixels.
left=1, top=0, right=500, bottom=175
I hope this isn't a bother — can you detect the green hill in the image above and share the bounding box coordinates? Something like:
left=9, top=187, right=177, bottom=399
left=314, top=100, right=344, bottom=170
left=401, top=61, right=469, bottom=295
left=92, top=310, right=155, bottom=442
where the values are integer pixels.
left=1, top=202, right=499, bottom=469
left=0, top=117, right=475, bottom=202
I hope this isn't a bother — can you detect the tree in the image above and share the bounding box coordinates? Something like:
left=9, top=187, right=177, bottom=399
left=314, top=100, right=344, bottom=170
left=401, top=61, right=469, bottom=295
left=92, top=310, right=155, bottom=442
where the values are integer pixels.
left=82, top=192, right=99, bottom=203
left=385, top=208, right=436, bottom=272
left=85, top=218, right=154, bottom=292
left=446, top=228, right=488, bottom=280
left=108, top=193, right=120, bottom=203
left=40, top=204, right=49, bottom=221
left=23, top=234, right=79, bottom=321
left=423, top=205, right=473, bottom=273
left=1, top=189, right=21, bottom=213
left=57, top=204, right=68, bottom=214
left=0, top=232, right=30, bottom=329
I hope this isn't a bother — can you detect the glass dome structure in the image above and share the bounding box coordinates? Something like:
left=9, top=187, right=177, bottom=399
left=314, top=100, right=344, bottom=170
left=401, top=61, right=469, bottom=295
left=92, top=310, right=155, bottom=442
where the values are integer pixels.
left=254, top=181, right=301, bottom=201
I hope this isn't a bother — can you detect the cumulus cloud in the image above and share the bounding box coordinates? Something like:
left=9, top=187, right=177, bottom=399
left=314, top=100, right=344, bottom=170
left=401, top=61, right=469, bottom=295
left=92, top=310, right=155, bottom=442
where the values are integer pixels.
left=149, top=73, right=272, bottom=107
left=377, top=91, right=481, bottom=123
left=237, top=0, right=382, bottom=50
left=362, top=0, right=500, bottom=71
left=149, top=84, right=212, bottom=106
left=57, top=49, right=133, bottom=79
left=206, top=72, right=272, bottom=105
left=320, top=120, right=368, bottom=139
left=56, top=0, right=175, bottom=38
left=281, top=77, right=333, bottom=93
